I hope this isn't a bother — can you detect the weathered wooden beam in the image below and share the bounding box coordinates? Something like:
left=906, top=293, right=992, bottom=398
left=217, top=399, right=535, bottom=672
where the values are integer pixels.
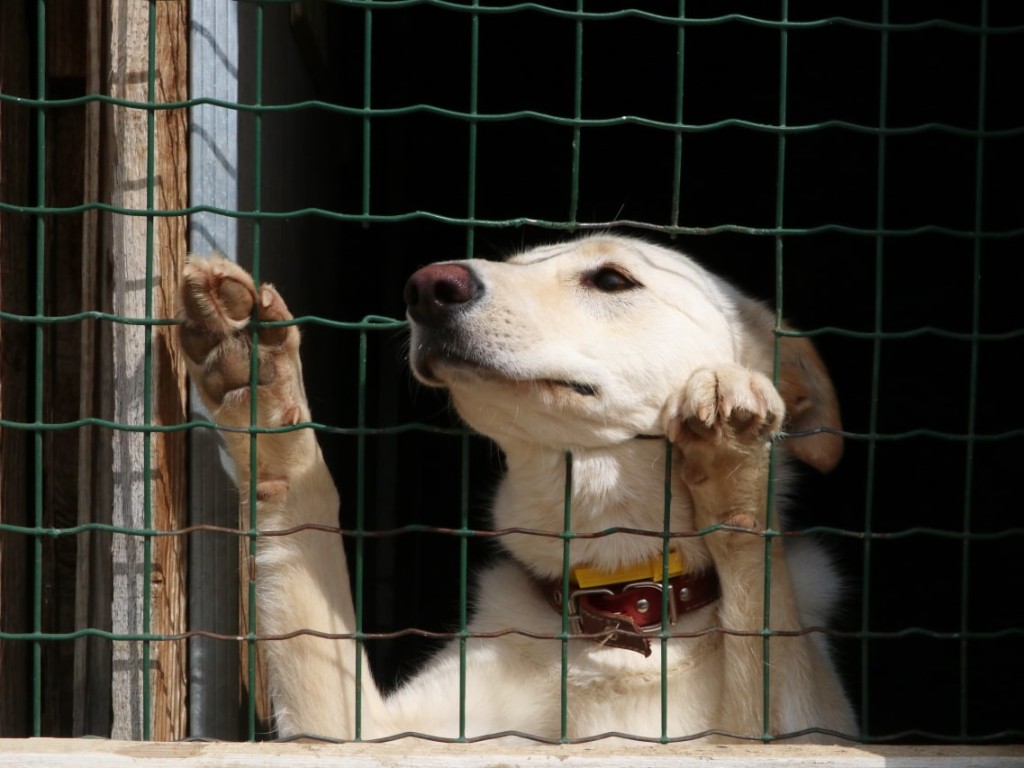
left=107, top=0, right=189, bottom=741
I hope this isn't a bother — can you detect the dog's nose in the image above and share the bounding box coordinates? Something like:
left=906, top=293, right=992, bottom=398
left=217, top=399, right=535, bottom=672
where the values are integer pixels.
left=404, top=263, right=482, bottom=325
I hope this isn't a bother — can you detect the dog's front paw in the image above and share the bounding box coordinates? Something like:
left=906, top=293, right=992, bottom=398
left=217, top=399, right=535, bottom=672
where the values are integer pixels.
left=179, top=258, right=315, bottom=485
left=662, top=366, right=785, bottom=530
left=664, top=366, right=784, bottom=447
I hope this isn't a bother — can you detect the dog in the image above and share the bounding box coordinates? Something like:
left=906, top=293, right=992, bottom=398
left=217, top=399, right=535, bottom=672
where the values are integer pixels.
left=179, top=234, right=856, bottom=742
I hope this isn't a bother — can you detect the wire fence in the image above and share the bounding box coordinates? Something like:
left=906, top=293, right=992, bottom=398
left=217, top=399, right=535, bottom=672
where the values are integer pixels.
left=0, top=0, right=1022, bottom=747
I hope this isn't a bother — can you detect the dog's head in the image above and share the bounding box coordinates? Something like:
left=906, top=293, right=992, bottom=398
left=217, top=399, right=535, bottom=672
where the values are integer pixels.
left=406, top=234, right=841, bottom=472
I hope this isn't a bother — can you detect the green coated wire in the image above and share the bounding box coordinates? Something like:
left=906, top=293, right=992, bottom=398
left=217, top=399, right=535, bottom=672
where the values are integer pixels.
left=562, top=1, right=583, bottom=730
left=4, top=309, right=1024, bottom=345
left=458, top=5, right=481, bottom=739
left=961, top=0, right=989, bottom=739
left=458, top=432, right=471, bottom=741
left=7, top=87, right=1024, bottom=142
left=0, top=311, right=395, bottom=328
left=1, top=413, right=1022, bottom=445
left=659, top=440, right=673, bottom=741
left=2, top=519, right=1021, bottom=545
left=141, top=0, right=158, bottom=740
left=31, top=0, right=46, bottom=737
left=156, top=0, right=1024, bottom=35
left=664, top=0, right=685, bottom=729
left=465, top=0, right=480, bottom=262
left=354, top=3, right=373, bottom=740
left=3, top=624, right=1020, bottom=645
left=362, top=7, right=373, bottom=220
left=670, top=0, right=686, bottom=230
left=559, top=452, right=573, bottom=742
left=862, top=0, right=890, bottom=740
left=246, top=1, right=265, bottom=742
left=355, top=330, right=369, bottom=740
left=5, top=196, right=1024, bottom=241
left=764, top=0, right=791, bottom=741
left=568, top=0, right=583, bottom=227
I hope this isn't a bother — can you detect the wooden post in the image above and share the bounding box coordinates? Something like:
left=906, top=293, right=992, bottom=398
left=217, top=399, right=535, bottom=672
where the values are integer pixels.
left=107, top=0, right=189, bottom=741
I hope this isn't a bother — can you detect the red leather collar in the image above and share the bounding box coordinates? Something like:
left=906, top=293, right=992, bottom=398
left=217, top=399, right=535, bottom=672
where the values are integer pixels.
left=541, top=568, right=720, bottom=657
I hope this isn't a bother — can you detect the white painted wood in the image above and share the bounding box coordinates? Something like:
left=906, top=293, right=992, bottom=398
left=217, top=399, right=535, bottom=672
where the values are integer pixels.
left=0, top=740, right=1020, bottom=768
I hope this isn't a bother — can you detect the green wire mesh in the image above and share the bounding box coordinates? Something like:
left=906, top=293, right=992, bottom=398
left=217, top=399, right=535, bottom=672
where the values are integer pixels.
left=0, top=0, right=1022, bottom=747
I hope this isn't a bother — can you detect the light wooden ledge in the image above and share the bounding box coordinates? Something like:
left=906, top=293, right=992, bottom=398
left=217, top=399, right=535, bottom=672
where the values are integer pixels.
left=0, top=739, right=1020, bottom=767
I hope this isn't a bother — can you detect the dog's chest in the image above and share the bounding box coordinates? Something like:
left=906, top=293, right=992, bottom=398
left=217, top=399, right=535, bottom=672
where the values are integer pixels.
left=562, top=633, right=723, bottom=737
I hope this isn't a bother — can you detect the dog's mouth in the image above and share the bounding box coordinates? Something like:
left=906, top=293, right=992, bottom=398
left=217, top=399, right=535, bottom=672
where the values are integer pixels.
left=413, top=353, right=600, bottom=398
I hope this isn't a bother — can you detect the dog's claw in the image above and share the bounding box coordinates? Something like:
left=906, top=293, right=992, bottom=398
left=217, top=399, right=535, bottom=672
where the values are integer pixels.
left=663, top=366, right=784, bottom=450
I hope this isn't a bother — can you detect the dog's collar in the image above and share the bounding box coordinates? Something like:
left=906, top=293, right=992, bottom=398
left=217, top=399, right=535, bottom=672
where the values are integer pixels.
left=539, top=553, right=720, bottom=657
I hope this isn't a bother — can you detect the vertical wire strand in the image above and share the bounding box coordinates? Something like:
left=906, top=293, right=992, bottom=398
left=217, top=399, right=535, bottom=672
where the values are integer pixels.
left=559, top=452, right=573, bottom=742
left=246, top=1, right=264, bottom=742
left=659, top=440, right=673, bottom=742
left=664, top=0, right=686, bottom=731
left=141, top=0, right=158, bottom=741
left=766, top=0, right=790, bottom=741
left=961, top=0, right=989, bottom=739
left=355, top=4, right=373, bottom=740
left=670, top=0, right=686, bottom=230
left=465, top=2, right=480, bottom=261
left=562, top=4, right=584, bottom=735
left=568, top=0, right=584, bottom=227
left=459, top=7, right=481, bottom=738
left=31, top=0, right=47, bottom=738
left=361, top=8, right=373, bottom=221
left=862, top=0, right=890, bottom=740
left=355, top=330, right=368, bottom=739
left=457, top=432, right=470, bottom=741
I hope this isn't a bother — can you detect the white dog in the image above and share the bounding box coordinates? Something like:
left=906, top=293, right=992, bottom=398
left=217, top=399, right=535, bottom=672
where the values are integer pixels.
left=180, top=234, right=856, bottom=742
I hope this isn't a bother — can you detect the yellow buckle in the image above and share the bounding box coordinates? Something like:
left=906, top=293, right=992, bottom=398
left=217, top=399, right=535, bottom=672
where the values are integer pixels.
left=573, top=551, right=685, bottom=589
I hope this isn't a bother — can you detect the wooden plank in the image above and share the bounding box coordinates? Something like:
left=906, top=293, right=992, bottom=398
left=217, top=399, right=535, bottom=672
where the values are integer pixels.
left=106, top=0, right=189, bottom=741
left=149, top=0, right=189, bottom=743
left=0, top=739, right=1021, bottom=768
left=72, top=0, right=112, bottom=738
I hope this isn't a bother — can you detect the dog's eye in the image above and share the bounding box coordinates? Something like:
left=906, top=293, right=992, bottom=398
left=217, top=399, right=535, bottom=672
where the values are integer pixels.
left=586, top=266, right=640, bottom=293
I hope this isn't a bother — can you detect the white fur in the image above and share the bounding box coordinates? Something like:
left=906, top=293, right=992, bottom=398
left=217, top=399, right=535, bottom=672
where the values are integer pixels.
left=181, top=235, right=856, bottom=744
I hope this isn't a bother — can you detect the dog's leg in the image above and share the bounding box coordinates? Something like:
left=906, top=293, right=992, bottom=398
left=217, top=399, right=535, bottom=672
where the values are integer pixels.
left=179, top=258, right=390, bottom=738
left=664, top=365, right=853, bottom=742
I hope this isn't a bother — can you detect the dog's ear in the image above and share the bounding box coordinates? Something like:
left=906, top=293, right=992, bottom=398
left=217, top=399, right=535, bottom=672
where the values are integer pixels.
left=735, top=296, right=844, bottom=473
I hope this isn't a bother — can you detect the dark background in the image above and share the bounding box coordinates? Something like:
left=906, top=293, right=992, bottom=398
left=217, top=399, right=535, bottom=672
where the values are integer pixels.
left=239, top=0, right=1023, bottom=743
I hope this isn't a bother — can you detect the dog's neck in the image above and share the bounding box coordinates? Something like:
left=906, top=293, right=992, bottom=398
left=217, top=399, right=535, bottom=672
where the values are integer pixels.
left=490, top=437, right=711, bottom=580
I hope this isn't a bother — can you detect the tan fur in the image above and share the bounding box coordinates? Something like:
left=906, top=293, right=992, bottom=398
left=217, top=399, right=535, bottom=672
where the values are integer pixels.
left=179, top=235, right=855, bottom=742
